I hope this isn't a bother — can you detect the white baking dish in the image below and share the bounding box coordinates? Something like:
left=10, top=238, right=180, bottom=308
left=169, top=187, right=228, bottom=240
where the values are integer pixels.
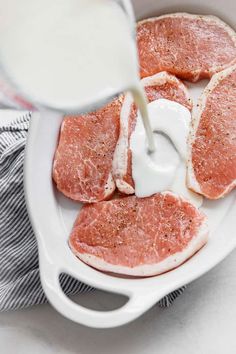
left=24, top=0, right=236, bottom=328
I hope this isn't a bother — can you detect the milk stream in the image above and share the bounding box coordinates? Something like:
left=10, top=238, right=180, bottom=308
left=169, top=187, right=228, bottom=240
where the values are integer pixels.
left=130, top=99, right=203, bottom=207
left=0, top=0, right=155, bottom=152
left=131, top=86, right=156, bottom=152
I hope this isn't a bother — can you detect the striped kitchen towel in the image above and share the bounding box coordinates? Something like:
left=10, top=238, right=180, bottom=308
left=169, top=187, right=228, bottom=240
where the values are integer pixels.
left=0, top=112, right=185, bottom=311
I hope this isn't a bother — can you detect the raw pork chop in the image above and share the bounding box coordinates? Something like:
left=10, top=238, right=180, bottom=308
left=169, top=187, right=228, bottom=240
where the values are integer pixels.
left=137, top=13, right=236, bottom=82
left=69, top=192, right=208, bottom=277
left=113, top=71, right=192, bottom=194
left=187, top=64, right=236, bottom=199
left=53, top=98, right=122, bottom=202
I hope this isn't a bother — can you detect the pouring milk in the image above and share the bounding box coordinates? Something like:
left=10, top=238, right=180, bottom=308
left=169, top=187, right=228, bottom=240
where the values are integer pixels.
left=0, top=0, right=155, bottom=151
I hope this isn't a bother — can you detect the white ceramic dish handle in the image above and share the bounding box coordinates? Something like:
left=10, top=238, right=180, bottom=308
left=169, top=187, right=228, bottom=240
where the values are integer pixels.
left=39, top=249, right=160, bottom=328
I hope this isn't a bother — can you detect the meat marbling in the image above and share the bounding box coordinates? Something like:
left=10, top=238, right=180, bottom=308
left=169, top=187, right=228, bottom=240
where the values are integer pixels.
left=137, top=13, right=236, bottom=82
left=187, top=64, right=236, bottom=199
left=69, top=192, right=208, bottom=277
left=53, top=98, right=122, bottom=202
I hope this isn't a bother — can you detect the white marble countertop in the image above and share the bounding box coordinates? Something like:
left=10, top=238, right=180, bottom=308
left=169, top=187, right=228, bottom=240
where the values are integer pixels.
left=0, top=113, right=235, bottom=354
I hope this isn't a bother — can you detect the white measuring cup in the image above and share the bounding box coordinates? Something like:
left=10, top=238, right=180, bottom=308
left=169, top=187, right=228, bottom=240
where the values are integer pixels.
left=0, top=0, right=136, bottom=114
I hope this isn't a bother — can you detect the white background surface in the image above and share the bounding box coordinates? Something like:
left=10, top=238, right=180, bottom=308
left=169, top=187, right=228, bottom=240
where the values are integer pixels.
left=0, top=249, right=235, bottom=354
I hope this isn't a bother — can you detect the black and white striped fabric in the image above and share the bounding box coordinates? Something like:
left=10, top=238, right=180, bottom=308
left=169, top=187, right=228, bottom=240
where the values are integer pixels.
left=0, top=112, right=185, bottom=311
